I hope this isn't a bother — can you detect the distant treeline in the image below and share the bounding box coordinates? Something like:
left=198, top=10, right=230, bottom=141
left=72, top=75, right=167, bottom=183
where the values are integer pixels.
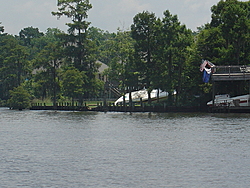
left=0, top=0, right=249, bottom=109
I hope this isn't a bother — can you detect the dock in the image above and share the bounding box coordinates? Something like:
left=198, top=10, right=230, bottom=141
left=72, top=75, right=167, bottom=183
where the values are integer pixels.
left=210, top=65, right=250, bottom=113
left=30, top=103, right=206, bottom=113
left=211, top=65, right=250, bottom=81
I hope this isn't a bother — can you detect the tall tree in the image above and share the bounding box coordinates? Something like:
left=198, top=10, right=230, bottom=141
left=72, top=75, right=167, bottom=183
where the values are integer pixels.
left=52, top=0, right=102, bottom=98
left=18, top=27, right=45, bottom=63
left=24, top=28, right=64, bottom=101
left=52, top=0, right=93, bottom=71
left=106, top=30, right=137, bottom=107
left=33, top=41, right=63, bottom=106
left=210, top=0, right=250, bottom=64
left=193, top=0, right=250, bottom=102
left=19, top=27, right=44, bottom=46
left=0, top=35, right=30, bottom=100
left=28, top=28, right=65, bottom=63
left=196, top=26, right=226, bottom=64
left=159, top=10, right=192, bottom=105
left=131, top=11, right=159, bottom=104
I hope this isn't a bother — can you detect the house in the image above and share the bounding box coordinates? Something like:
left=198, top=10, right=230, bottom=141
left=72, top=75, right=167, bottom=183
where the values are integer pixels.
left=96, top=60, right=108, bottom=82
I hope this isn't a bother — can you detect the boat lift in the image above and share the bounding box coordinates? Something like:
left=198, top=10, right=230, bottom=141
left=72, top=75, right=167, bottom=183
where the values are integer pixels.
left=210, top=65, right=250, bottom=112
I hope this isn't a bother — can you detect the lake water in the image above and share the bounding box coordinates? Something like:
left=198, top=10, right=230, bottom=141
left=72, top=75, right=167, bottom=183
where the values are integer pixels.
left=0, top=107, right=250, bottom=188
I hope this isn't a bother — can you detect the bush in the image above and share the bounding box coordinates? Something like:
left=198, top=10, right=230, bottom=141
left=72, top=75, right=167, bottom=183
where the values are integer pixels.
left=8, top=86, right=31, bottom=110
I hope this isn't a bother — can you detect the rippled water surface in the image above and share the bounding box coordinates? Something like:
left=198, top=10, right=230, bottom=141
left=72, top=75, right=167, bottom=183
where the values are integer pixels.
left=0, top=107, right=250, bottom=187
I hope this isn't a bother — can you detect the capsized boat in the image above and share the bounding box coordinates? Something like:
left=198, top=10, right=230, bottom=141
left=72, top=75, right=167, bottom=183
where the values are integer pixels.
left=207, top=94, right=250, bottom=107
left=114, top=89, right=169, bottom=105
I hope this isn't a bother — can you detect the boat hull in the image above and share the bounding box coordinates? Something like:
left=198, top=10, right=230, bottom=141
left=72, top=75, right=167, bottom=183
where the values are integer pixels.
left=207, top=94, right=250, bottom=107
left=114, top=89, right=168, bottom=105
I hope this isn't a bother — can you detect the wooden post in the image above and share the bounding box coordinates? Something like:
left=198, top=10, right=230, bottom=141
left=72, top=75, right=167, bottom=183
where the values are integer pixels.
left=212, top=81, right=215, bottom=107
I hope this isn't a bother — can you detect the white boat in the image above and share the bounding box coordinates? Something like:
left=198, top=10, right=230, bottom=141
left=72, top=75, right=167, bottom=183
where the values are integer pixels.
left=114, top=89, right=169, bottom=105
left=207, top=94, right=250, bottom=107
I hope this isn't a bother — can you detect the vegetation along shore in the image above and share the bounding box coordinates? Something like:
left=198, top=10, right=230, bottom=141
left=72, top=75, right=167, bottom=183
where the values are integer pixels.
left=0, top=0, right=249, bottom=112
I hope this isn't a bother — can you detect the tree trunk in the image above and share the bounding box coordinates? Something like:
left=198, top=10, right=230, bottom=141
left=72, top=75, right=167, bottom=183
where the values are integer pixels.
left=147, top=89, right=152, bottom=105
left=129, top=90, right=133, bottom=111
left=52, top=61, right=57, bottom=109
left=168, top=51, right=173, bottom=106
left=157, top=89, right=160, bottom=103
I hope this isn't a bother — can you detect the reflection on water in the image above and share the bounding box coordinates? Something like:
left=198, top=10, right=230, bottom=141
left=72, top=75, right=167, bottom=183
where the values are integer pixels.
left=0, top=108, right=250, bottom=187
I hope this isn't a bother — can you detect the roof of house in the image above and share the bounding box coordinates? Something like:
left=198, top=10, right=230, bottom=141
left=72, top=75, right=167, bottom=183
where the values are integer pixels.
left=96, top=60, right=108, bottom=73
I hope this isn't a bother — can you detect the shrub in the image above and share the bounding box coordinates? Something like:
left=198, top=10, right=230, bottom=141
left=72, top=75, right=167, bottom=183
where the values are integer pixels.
left=8, top=86, right=31, bottom=110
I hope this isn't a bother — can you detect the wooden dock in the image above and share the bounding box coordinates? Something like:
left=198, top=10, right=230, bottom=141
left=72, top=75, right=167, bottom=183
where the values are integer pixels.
left=30, top=104, right=207, bottom=113
left=30, top=105, right=90, bottom=111
left=209, top=65, right=250, bottom=113
left=211, top=65, right=250, bottom=81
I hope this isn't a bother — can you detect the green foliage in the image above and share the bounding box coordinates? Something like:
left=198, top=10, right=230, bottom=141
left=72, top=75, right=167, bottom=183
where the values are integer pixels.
left=160, top=10, right=193, bottom=105
left=19, top=27, right=44, bottom=46
left=206, top=0, right=250, bottom=64
left=106, top=30, right=136, bottom=86
left=33, top=41, right=63, bottom=105
left=61, top=67, right=86, bottom=101
left=29, top=28, right=64, bottom=59
left=196, top=27, right=226, bottom=62
left=131, top=10, right=193, bottom=105
left=52, top=0, right=92, bottom=34
left=52, top=0, right=101, bottom=100
left=8, top=86, right=31, bottom=110
left=131, top=11, right=159, bottom=103
left=87, top=27, right=116, bottom=65
left=52, top=0, right=94, bottom=72
left=0, top=34, right=30, bottom=100
left=0, top=22, right=4, bottom=33
left=194, top=0, right=250, bottom=101
left=0, top=0, right=249, bottom=109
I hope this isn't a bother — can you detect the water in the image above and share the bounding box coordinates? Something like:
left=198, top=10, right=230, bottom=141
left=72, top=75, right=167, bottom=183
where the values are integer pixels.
left=0, top=107, right=250, bottom=188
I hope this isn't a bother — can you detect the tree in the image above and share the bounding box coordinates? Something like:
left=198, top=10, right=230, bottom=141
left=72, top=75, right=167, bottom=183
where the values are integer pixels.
left=61, top=67, right=86, bottom=104
left=160, top=10, right=193, bottom=105
left=33, top=41, right=63, bottom=107
left=106, top=30, right=136, bottom=107
left=196, top=26, right=226, bottom=63
left=87, top=27, right=116, bottom=65
left=131, top=11, right=159, bottom=104
left=29, top=28, right=65, bottom=101
left=30, top=28, right=65, bottom=53
left=210, top=0, right=250, bottom=64
left=52, top=0, right=93, bottom=71
left=7, top=86, right=31, bottom=110
left=18, top=27, right=45, bottom=63
left=193, top=0, right=250, bottom=102
left=52, top=0, right=102, bottom=98
left=0, top=22, right=4, bottom=33
left=0, top=35, right=30, bottom=100
left=19, top=27, right=44, bottom=46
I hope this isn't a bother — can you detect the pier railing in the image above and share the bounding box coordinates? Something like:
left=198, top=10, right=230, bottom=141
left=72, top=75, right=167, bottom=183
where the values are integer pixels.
left=212, top=65, right=250, bottom=81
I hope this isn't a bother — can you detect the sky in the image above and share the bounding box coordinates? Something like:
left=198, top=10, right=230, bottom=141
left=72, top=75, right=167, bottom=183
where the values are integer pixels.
left=0, top=0, right=230, bottom=35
